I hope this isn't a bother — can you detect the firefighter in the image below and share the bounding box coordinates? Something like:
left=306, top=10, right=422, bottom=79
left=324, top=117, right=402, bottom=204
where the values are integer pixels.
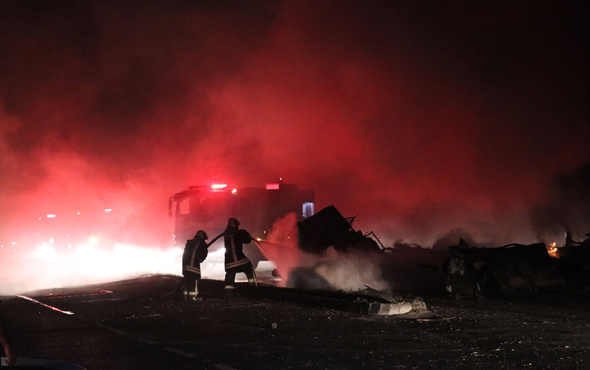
left=182, top=230, right=208, bottom=301
left=223, top=218, right=257, bottom=295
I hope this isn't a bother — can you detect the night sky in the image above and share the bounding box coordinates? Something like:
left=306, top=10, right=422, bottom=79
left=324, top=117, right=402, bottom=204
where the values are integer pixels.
left=1, top=0, right=589, bottom=248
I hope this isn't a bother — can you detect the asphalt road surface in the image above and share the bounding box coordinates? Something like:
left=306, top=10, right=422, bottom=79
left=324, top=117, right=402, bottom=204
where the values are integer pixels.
left=2, top=275, right=590, bottom=369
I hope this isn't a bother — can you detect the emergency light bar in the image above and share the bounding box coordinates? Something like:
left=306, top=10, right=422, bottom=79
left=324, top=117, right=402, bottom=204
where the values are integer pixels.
left=266, top=183, right=280, bottom=190
left=211, top=184, right=228, bottom=189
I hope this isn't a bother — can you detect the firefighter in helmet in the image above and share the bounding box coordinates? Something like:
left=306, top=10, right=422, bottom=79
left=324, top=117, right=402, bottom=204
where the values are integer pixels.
left=223, top=218, right=257, bottom=293
left=182, top=230, right=208, bottom=301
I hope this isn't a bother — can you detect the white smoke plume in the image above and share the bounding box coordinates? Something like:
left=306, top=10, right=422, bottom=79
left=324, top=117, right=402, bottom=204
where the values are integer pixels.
left=261, top=213, right=389, bottom=291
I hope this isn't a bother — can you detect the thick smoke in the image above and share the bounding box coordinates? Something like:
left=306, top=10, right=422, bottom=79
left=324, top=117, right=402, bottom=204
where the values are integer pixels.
left=1, top=1, right=589, bottom=292
left=298, top=249, right=390, bottom=292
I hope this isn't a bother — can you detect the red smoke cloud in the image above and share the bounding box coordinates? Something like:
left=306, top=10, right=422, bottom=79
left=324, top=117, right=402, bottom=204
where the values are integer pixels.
left=1, top=0, right=589, bottom=255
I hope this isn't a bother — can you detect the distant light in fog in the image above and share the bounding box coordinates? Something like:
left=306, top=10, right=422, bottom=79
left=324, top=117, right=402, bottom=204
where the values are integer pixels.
left=89, top=236, right=98, bottom=244
left=47, top=214, right=56, bottom=218
left=35, top=244, right=57, bottom=259
left=1, top=239, right=236, bottom=295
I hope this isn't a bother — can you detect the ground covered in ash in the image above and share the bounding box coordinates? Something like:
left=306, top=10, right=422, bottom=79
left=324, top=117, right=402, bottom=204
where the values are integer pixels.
left=3, top=275, right=590, bottom=369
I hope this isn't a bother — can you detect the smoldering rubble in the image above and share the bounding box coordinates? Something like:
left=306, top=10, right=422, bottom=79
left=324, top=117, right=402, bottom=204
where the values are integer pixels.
left=263, top=205, right=590, bottom=301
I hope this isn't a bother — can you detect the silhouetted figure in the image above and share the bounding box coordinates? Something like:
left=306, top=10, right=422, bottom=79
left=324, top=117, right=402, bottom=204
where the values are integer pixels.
left=183, top=230, right=208, bottom=301
left=0, top=301, right=17, bottom=365
left=223, top=218, right=257, bottom=294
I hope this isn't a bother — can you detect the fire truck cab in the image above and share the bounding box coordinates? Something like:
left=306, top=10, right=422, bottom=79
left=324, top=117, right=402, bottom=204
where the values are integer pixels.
left=168, top=181, right=315, bottom=264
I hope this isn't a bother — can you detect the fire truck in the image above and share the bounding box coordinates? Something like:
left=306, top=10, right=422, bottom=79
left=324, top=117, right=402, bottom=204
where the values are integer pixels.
left=168, top=181, right=316, bottom=262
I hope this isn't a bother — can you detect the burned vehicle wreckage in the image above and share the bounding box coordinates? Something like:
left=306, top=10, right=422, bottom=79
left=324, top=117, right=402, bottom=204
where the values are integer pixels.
left=296, top=205, right=382, bottom=255
left=280, top=205, right=384, bottom=290
left=293, top=208, right=590, bottom=300
left=261, top=205, right=421, bottom=315
left=443, top=234, right=590, bottom=298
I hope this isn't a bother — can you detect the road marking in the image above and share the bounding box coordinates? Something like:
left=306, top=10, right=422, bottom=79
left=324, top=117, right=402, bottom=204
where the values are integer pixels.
left=17, top=295, right=74, bottom=315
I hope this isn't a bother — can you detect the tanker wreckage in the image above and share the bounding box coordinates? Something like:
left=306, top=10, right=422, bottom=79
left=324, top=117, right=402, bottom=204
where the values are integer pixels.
left=443, top=234, right=590, bottom=299
left=254, top=206, right=425, bottom=316
left=296, top=205, right=383, bottom=254
left=287, top=207, right=590, bottom=300
left=190, top=202, right=590, bottom=312
left=285, top=205, right=383, bottom=289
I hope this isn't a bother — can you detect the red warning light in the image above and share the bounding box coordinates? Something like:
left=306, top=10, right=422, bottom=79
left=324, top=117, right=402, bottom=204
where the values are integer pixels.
left=266, top=183, right=280, bottom=190
left=211, top=184, right=228, bottom=190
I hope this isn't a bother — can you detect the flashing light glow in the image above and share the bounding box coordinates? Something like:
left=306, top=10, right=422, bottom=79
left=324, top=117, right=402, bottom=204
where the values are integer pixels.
left=266, top=183, right=280, bottom=190
left=105, top=208, right=113, bottom=213
left=231, top=188, right=238, bottom=195
left=35, top=244, right=57, bottom=259
left=89, top=236, right=98, bottom=244
left=211, top=184, right=227, bottom=189
left=47, top=214, right=56, bottom=218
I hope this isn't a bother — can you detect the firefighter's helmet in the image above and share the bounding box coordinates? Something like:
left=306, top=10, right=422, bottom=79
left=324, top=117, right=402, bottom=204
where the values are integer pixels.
left=195, top=230, right=208, bottom=240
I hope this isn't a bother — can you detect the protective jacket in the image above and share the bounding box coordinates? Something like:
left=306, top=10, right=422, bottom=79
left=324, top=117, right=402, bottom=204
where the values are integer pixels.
left=224, top=228, right=252, bottom=271
left=183, top=236, right=208, bottom=275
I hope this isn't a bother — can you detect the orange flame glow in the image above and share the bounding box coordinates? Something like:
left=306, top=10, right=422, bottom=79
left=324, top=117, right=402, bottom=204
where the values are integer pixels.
left=547, top=242, right=559, bottom=258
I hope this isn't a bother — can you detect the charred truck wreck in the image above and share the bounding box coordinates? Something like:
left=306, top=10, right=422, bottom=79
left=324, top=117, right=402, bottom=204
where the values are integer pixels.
left=297, top=205, right=382, bottom=255
left=287, top=205, right=386, bottom=290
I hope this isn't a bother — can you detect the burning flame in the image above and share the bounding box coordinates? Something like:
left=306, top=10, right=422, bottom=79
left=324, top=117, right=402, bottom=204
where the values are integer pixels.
left=547, top=242, right=559, bottom=258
